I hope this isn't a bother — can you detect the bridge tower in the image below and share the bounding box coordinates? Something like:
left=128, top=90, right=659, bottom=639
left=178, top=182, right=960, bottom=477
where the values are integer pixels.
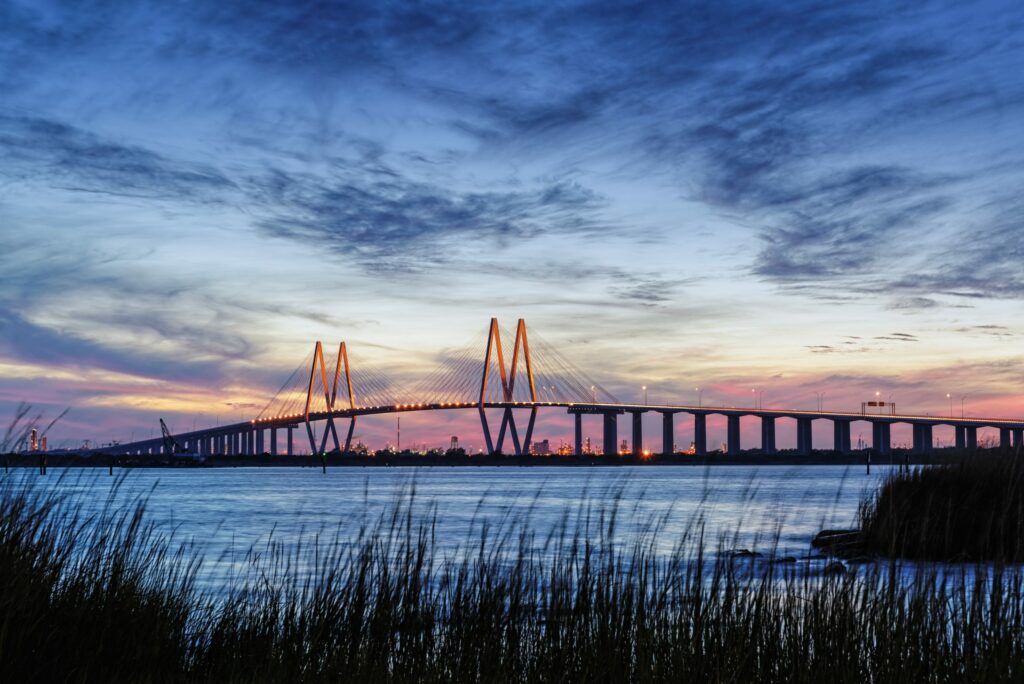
left=304, top=340, right=357, bottom=455
left=479, top=318, right=537, bottom=455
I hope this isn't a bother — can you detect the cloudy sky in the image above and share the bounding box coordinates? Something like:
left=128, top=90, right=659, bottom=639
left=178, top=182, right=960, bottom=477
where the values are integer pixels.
left=2, top=0, right=1023, bottom=450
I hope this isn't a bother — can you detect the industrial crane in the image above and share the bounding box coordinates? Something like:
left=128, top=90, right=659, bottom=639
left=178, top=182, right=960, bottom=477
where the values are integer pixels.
left=159, top=419, right=185, bottom=455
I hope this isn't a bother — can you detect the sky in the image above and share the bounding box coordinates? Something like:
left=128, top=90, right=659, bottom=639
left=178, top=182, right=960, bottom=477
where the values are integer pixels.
left=2, top=0, right=1024, bottom=452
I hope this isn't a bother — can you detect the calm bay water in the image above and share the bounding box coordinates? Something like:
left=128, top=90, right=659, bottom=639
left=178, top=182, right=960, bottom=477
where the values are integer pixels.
left=5, top=465, right=894, bottom=589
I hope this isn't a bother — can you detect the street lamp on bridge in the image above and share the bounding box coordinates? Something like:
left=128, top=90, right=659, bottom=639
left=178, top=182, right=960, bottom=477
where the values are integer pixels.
left=642, top=385, right=648, bottom=405
left=695, top=387, right=703, bottom=408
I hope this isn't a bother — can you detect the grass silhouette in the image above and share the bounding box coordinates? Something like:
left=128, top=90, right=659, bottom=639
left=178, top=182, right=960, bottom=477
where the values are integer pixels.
left=0, top=472, right=1023, bottom=681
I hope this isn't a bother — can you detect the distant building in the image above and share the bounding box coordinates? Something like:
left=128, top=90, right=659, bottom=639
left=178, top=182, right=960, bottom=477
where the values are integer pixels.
left=450, top=435, right=459, bottom=450
left=531, top=439, right=551, bottom=455
left=30, top=429, right=38, bottom=452
left=40, top=437, right=47, bottom=452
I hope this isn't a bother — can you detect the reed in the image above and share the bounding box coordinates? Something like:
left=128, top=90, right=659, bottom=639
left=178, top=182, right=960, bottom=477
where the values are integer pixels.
left=859, top=452, right=1024, bottom=562
left=1, top=474, right=1023, bottom=681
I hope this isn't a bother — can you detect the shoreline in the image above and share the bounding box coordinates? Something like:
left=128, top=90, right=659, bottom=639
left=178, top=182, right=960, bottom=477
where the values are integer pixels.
left=0, top=449, right=991, bottom=469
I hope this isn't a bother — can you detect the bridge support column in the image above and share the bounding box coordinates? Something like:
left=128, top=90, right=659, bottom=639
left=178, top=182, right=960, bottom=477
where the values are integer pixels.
left=913, top=424, right=933, bottom=454
left=873, top=422, right=891, bottom=456
left=258, top=429, right=266, bottom=454
left=271, top=428, right=278, bottom=455
left=631, top=412, right=643, bottom=456
left=603, top=413, right=618, bottom=456
left=761, top=417, right=776, bottom=455
left=833, top=420, right=851, bottom=454
left=662, top=412, right=674, bottom=455
left=966, top=426, right=978, bottom=450
left=287, top=427, right=294, bottom=456
left=955, top=426, right=966, bottom=450
left=797, top=418, right=813, bottom=455
left=694, top=413, right=707, bottom=456
left=574, top=414, right=583, bottom=456
left=1014, top=429, right=1024, bottom=448
left=727, top=415, right=741, bottom=455
left=1001, top=428, right=1011, bottom=449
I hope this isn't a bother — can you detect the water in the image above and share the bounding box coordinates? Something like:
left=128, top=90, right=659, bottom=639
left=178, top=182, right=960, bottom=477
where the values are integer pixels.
left=5, top=465, right=893, bottom=589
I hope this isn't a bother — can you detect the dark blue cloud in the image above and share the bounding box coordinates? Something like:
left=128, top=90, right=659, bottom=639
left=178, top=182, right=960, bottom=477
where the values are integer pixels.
left=0, top=114, right=234, bottom=201
left=2, top=0, right=1024, bottom=300
left=249, top=164, right=610, bottom=271
left=0, top=306, right=225, bottom=383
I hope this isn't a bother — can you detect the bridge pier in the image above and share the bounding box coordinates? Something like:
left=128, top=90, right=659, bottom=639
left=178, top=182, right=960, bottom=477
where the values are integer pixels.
left=271, top=427, right=278, bottom=455
left=287, top=427, right=294, bottom=456
left=761, top=416, right=776, bottom=455
left=693, top=413, right=707, bottom=456
left=872, top=422, right=891, bottom=456
left=955, top=426, right=966, bottom=450
left=574, top=414, right=583, bottom=456
left=966, top=426, right=978, bottom=450
left=631, top=412, right=643, bottom=456
left=833, top=420, right=851, bottom=454
left=727, top=415, right=741, bottom=455
left=913, top=424, right=933, bottom=454
left=797, top=418, right=813, bottom=455
left=603, top=413, right=619, bottom=456
left=1014, top=429, right=1023, bottom=449
left=1001, top=428, right=1011, bottom=449
left=662, top=412, right=674, bottom=455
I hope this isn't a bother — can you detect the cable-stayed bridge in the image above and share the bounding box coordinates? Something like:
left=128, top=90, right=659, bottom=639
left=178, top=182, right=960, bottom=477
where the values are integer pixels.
left=102, top=318, right=1024, bottom=458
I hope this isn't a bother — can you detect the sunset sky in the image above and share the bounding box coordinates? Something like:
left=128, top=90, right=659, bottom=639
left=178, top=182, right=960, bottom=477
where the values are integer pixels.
left=2, top=1, right=1024, bottom=451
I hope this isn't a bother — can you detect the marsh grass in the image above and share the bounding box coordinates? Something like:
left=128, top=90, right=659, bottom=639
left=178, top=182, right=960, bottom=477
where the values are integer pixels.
left=1, top=474, right=1024, bottom=682
left=860, top=452, right=1024, bottom=562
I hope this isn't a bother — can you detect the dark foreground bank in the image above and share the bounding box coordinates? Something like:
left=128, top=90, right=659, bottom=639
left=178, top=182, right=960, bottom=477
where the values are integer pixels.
left=841, top=452, right=1024, bottom=563
left=2, top=476, right=1024, bottom=682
